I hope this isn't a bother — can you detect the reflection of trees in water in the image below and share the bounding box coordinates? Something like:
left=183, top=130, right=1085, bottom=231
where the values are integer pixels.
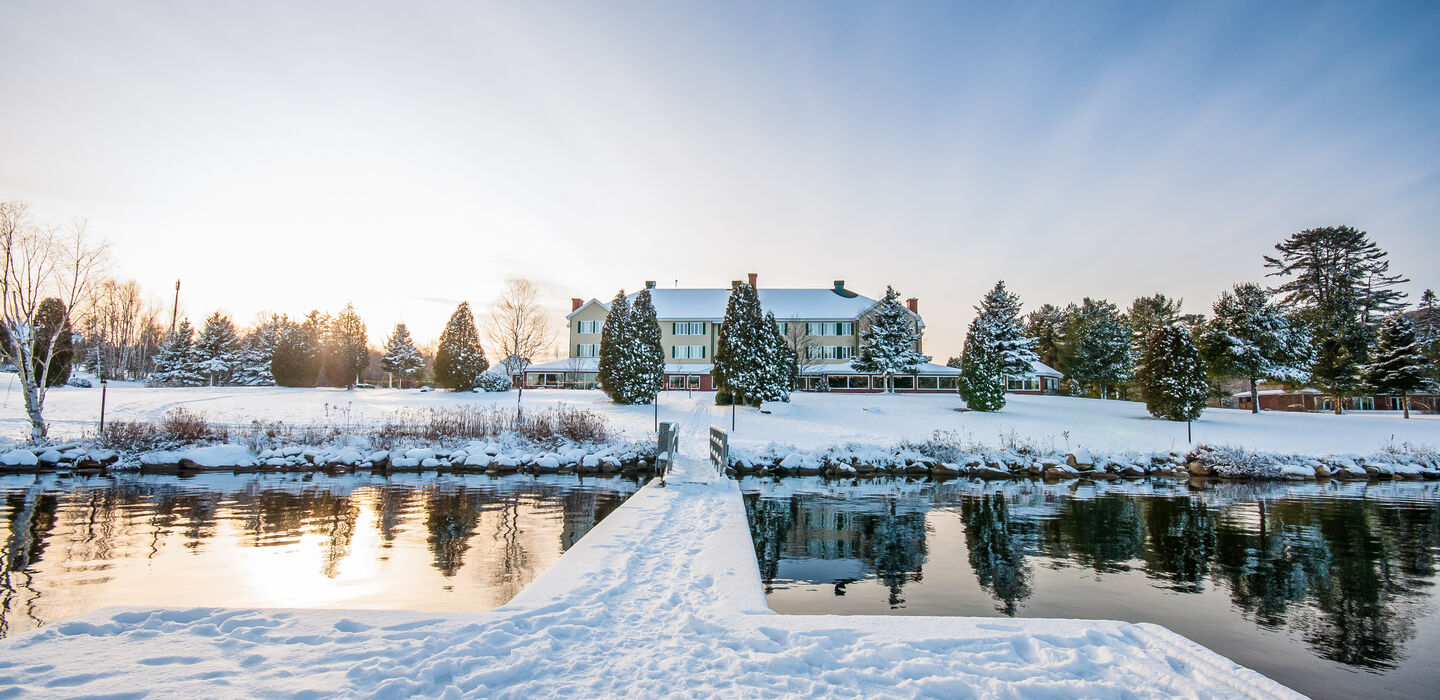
left=425, top=487, right=481, bottom=577
left=373, top=486, right=412, bottom=547
left=315, top=493, right=359, bottom=579
left=1, top=491, right=58, bottom=636
left=961, top=494, right=1031, bottom=615
left=865, top=498, right=928, bottom=607
left=1047, top=496, right=1146, bottom=573
left=744, top=493, right=795, bottom=592
left=1143, top=498, right=1216, bottom=592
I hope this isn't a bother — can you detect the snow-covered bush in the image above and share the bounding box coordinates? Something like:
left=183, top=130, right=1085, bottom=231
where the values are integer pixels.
left=67, top=377, right=93, bottom=388
left=475, top=370, right=513, bottom=393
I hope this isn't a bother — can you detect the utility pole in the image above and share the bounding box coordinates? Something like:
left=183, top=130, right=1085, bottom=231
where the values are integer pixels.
left=169, top=279, right=181, bottom=335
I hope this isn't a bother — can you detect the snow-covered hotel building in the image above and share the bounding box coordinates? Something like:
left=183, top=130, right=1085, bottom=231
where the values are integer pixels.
left=523, top=275, right=984, bottom=394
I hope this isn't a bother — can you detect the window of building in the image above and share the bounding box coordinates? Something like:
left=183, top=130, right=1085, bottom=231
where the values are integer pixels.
left=576, top=320, right=602, bottom=334
left=938, top=376, right=958, bottom=390
left=807, top=345, right=855, bottom=360
left=892, top=376, right=915, bottom=390
left=917, top=376, right=939, bottom=390
left=672, top=322, right=706, bottom=335
left=827, top=375, right=849, bottom=389
left=1006, top=377, right=1041, bottom=391
left=688, top=375, right=701, bottom=389
left=668, top=375, right=686, bottom=389
left=532, top=372, right=565, bottom=388
left=776, top=321, right=788, bottom=335
left=1392, top=397, right=1405, bottom=410
left=806, top=322, right=854, bottom=336
left=672, top=345, right=706, bottom=359
left=576, top=343, right=600, bottom=358
left=1357, top=396, right=1375, bottom=411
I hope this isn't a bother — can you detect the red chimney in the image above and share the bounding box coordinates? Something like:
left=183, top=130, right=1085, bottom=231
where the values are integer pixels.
left=747, top=272, right=757, bottom=288
left=571, top=298, right=583, bottom=311
left=906, top=297, right=918, bottom=313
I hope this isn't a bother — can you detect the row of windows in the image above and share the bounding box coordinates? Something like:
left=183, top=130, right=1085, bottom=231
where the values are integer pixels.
left=672, top=322, right=707, bottom=336
left=807, top=322, right=854, bottom=336
left=672, top=345, right=707, bottom=359
left=576, top=320, right=602, bottom=334
left=813, top=375, right=958, bottom=390
left=668, top=375, right=704, bottom=389
left=581, top=319, right=858, bottom=338
left=531, top=372, right=599, bottom=389
left=806, top=345, right=855, bottom=360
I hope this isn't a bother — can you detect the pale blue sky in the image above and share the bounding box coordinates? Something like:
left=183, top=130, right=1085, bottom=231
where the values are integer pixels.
left=2, top=1, right=1436, bottom=355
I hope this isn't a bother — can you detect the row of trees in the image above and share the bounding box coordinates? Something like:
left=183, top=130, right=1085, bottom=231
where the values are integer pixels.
left=954, top=226, right=1436, bottom=419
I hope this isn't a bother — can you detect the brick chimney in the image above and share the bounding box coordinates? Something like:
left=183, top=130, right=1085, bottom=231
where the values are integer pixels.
left=747, top=272, right=757, bottom=288
left=571, top=298, right=583, bottom=311
left=906, top=297, right=919, bottom=313
left=645, top=280, right=656, bottom=289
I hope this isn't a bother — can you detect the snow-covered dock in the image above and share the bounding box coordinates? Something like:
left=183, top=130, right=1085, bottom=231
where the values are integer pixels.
left=0, top=412, right=1300, bottom=698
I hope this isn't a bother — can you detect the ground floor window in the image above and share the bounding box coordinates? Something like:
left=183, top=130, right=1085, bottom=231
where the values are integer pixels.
left=892, top=376, right=915, bottom=390
left=1356, top=396, right=1375, bottom=411
left=802, top=376, right=823, bottom=391
left=939, top=376, right=958, bottom=390
left=533, top=372, right=564, bottom=388
left=827, top=375, right=849, bottom=390
left=1392, top=396, right=1405, bottom=410
left=1007, top=377, right=1041, bottom=391
left=917, top=376, right=939, bottom=390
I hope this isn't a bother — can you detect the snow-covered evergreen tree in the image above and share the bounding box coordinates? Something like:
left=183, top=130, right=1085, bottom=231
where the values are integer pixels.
left=959, top=282, right=1039, bottom=412
left=712, top=282, right=774, bottom=405
left=434, top=302, right=488, bottom=391
left=380, top=322, right=424, bottom=388
left=1363, top=314, right=1434, bottom=419
left=852, top=286, right=930, bottom=393
left=765, top=311, right=797, bottom=401
left=326, top=303, right=369, bottom=388
left=149, top=320, right=203, bottom=386
left=1023, top=303, right=1069, bottom=373
left=626, top=289, right=665, bottom=405
left=1060, top=298, right=1131, bottom=399
left=1137, top=324, right=1209, bottom=421
left=192, top=311, right=240, bottom=386
left=231, top=314, right=283, bottom=386
left=1125, top=294, right=1183, bottom=357
left=1198, top=283, right=1312, bottom=413
left=1312, top=337, right=1366, bottom=413
left=596, top=290, right=632, bottom=403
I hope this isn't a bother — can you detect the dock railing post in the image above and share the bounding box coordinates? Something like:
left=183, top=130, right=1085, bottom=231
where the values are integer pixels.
left=657, top=420, right=678, bottom=485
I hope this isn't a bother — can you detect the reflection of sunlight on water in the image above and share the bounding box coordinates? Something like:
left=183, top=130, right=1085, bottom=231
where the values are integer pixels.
left=0, top=473, right=639, bottom=640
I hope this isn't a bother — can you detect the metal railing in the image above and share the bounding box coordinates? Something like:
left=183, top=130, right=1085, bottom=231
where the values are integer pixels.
left=657, top=421, right=678, bottom=485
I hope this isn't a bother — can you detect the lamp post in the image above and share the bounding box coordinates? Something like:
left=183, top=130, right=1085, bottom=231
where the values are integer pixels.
left=99, top=378, right=109, bottom=435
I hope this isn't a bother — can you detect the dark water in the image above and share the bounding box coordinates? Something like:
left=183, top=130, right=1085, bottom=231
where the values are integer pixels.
left=743, top=477, right=1440, bottom=699
left=0, top=471, right=643, bottom=639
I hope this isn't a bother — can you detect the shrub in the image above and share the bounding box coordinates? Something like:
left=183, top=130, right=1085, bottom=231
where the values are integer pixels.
left=715, top=388, right=732, bottom=406
left=159, top=407, right=211, bottom=443
left=475, top=370, right=513, bottom=392
left=97, top=420, right=159, bottom=451
left=67, top=377, right=93, bottom=388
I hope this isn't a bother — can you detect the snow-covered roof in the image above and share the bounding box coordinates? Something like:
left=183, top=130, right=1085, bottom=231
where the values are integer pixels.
left=569, top=286, right=923, bottom=326
left=1231, top=387, right=1323, bottom=397
left=1028, top=360, right=1062, bottom=378
left=523, top=358, right=715, bottom=375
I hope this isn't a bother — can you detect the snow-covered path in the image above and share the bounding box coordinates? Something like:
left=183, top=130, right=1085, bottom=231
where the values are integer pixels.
left=0, top=398, right=1301, bottom=698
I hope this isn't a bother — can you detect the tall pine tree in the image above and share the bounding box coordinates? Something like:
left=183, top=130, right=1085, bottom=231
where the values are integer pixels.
left=1024, top=303, right=1069, bottom=372
left=381, top=322, right=424, bottom=388
left=713, top=282, right=773, bottom=405
left=33, top=298, right=73, bottom=387
left=1059, top=298, right=1131, bottom=399
left=272, top=314, right=321, bottom=387
left=327, top=303, right=369, bottom=388
left=765, top=311, right=797, bottom=400
left=960, top=281, right=1039, bottom=412
left=1198, top=283, right=1312, bottom=413
left=852, top=286, right=930, bottom=393
left=1364, top=314, right=1434, bottom=419
left=1137, top=325, right=1209, bottom=422
left=434, top=302, right=488, bottom=391
left=626, top=289, right=666, bottom=405
left=192, top=311, right=240, bottom=386
left=150, top=320, right=203, bottom=386
left=596, top=290, right=632, bottom=403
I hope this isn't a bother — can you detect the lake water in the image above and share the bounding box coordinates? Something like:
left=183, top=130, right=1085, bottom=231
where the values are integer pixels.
left=742, top=476, right=1440, bottom=700
left=0, top=471, right=644, bottom=639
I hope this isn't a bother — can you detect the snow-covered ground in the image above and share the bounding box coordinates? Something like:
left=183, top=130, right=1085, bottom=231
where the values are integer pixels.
left=0, top=406, right=1298, bottom=697
left=6, top=380, right=1435, bottom=457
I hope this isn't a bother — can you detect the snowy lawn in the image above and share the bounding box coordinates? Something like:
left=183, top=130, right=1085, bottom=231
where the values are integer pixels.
left=4, top=379, right=1435, bottom=457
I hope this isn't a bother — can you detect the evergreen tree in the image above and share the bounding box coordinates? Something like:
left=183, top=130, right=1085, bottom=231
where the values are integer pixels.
left=33, top=298, right=73, bottom=387
left=959, top=282, right=1039, bottom=412
left=713, top=282, right=773, bottom=405
left=1059, top=298, right=1131, bottom=399
left=1265, top=226, right=1407, bottom=410
left=596, top=290, right=632, bottom=403
left=1126, top=294, right=1183, bottom=357
left=852, top=286, right=930, bottom=393
left=272, top=314, right=321, bottom=387
left=1023, top=303, right=1069, bottom=372
left=1363, top=314, right=1434, bottom=419
left=1198, top=283, right=1313, bottom=413
left=766, top=311, right=798, bottom=400
left=192, top=311, right=240, bottom=386
left=327, top=303, right=369, bottom=388
left=380, top=322, right=424, bottom=388
left=434, top=302, right=488, bottom=391
left=150, top=320, right=203, bottom=386
left=945, top=356, right=962, bottom=369
left=627, top=289, right=666, bottom=404
left=1137, top=325, right=1209, bottom=421
left=232, top=314, right=285, bottom=386
left=1416, top=289, right=1440, bottom=383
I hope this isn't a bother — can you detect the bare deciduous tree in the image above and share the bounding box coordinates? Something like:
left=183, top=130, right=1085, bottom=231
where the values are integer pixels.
left=782, top=317, right=822, bottom=391
left=485, top=278, right=553, bottom=402
left=1, top=201, right=109, bottom=440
